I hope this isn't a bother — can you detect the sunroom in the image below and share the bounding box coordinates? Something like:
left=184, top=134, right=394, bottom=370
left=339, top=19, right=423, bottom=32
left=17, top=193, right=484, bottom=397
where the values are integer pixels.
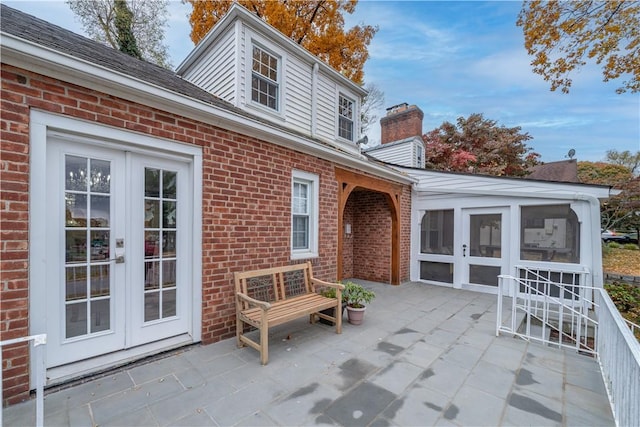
left=403, top=168, right=613, bottom=294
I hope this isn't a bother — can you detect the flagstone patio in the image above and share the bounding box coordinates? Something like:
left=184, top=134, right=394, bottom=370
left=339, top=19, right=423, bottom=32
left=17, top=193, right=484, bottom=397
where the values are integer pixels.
left=3, top=281, right=615, bottom=426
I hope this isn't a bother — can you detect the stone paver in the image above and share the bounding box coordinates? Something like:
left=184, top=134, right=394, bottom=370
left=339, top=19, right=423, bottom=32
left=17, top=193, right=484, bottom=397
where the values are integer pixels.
left=3, top=282, right=615, bottom=426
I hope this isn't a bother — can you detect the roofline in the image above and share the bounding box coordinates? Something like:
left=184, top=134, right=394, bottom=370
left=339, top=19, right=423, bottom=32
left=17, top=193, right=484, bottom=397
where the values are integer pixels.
left=0, top=31, right=412, bottom=185
left=365, top=136, right=424, bottom=152
left=176, top=3, right=367, bottom=97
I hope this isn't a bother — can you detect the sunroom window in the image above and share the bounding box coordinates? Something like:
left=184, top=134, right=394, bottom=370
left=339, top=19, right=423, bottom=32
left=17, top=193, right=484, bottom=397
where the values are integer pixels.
left=521, top=204, right=580, bottom=263
left=420, top=210, right=454, bottom=255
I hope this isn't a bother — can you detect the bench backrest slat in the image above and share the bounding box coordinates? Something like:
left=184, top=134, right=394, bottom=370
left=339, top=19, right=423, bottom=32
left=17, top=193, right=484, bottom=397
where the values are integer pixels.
left=234, top=262, right=315, bottom=304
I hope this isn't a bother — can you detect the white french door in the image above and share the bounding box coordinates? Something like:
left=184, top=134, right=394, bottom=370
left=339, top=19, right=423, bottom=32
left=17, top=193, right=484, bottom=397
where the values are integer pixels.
left=461, top=207, right=509, bottom=293
left=45, top=139, right=192, bottom=367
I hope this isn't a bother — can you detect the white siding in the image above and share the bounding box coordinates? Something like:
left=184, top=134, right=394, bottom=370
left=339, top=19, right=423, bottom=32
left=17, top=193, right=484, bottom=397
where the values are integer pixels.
left=284, top=54, right=312, bottom=133
left=369, top=142, right=412, bottom=166
left=181, top=29, right=237, bottom=103
left=315, top=73, right=336, bottom=141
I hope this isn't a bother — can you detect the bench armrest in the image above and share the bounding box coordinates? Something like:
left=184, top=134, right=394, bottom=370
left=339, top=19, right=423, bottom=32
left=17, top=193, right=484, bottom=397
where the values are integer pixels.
left=237, top=292, right=272, bottom=310
left=312, top=278, right=345, bottom=291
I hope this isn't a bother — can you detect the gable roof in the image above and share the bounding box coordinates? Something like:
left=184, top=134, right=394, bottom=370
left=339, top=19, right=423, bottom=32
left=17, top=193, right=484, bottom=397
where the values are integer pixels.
left=0, top=4, right=413, bottom=184
left=527, top=159, right=580, bottom=183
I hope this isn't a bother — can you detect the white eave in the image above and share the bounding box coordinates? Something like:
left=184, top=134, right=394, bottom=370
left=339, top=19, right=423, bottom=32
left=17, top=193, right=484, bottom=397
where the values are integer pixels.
left=0, top=31, right=412, bottom=185
left=403, top=168, right=613, bottom=200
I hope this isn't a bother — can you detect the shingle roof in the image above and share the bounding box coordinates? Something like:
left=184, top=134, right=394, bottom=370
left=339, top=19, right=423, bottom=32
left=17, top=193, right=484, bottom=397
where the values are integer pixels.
left=527, top=159, right=580, bottom=183
left=2, top=4, right=246, bottom=112
left=2, top=5, right=344, bottom=147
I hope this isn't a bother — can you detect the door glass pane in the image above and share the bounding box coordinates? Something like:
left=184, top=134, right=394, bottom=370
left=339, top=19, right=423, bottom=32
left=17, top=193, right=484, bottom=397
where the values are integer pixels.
left=469, top=214, right=502, bottom=258
left=66, top=266, right=87, bottom=300
left=145, top=261, right=160, bottom=290
left=163, top=171, right=177, bottom=199
left=66, top=230, right=87, bottom=263
left=90, top=195, right=110, bottom=227
left=145, top=231, right=160, bottom=258
left=65, top=156, right=87, bottom=191
left=145, top=292, right=160, bottom=321
left=163, top=231, right=176, bottom=257
left=469, top=265, right=501, bottom=286
left=64, top=155, right=112, bottom=340
left=90, top=159, right=111, bottom=193
left=143, top=167, right=178, bottom=321
left=91, top=299, right=110, bottom=333
left=65, top=193, right=87, bottom=227
left=90, top=230, right=110, bottom=261
left=90, top=265, right=110, bottom=297
left=66, top=302, right=87, bottom=338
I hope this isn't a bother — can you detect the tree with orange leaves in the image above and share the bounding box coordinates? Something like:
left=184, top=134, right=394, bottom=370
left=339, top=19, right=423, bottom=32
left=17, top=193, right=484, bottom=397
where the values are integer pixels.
left=184, top=0, right=376, bottom=84
left=517, top=1, right=640, bottom=94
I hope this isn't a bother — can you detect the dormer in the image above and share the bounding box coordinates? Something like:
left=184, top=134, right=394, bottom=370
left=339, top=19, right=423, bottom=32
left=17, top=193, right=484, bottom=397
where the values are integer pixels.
left=366, top=103, right=427, bottom=168
left=176, top=4, right=366, bottom=154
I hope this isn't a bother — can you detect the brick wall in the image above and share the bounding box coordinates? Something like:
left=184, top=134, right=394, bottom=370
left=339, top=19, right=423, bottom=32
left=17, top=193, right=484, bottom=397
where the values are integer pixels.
left=352, top=192, right=392, bottom=282
left=0, top=63, right=411, bottom=404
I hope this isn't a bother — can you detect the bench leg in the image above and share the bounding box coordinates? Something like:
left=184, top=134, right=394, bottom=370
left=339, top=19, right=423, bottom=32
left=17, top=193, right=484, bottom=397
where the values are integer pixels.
left=259, top=310, right=269, bottom=365
left=336, top=304, right=342, bottom=334
left=236, top=314, right=244, bottom=348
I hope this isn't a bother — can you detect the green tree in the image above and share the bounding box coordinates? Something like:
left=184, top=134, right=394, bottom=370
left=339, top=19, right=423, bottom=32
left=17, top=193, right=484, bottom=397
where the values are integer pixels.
left=578, top=161, right=639, bottom=232
left=67, top=0, right=171, bottom=68
left=517, top=1, right=640, bottom=94
left=114, top=0, right=141, bottom=59
left=422, top=114, right=540, bottom=176
left=606, top=149, right=640, bottom=175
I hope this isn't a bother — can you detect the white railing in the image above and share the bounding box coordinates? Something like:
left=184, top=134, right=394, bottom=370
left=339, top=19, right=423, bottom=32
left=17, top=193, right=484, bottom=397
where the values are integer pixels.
left=0, top=334, right=47, bottom=427
left=623, top=318, right=640, bottom=338
left=496, top=266, right=596, bottom=355
left=596, top=290, right=640, bottom=427
left=496, top=267, right=640, bottom=427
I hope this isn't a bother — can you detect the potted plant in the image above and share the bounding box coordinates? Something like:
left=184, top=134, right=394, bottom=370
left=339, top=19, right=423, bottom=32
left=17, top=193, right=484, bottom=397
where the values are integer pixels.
left=343, top=281, right=376, bottom=325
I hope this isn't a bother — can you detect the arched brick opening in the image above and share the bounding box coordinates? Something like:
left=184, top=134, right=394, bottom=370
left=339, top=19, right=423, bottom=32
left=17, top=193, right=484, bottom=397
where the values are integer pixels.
left=335, top=168, right=402, bottom=285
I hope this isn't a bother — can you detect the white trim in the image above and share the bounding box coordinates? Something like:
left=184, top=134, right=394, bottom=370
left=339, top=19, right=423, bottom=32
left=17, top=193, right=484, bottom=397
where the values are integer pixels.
left=291, top=169, right=319, bottom=260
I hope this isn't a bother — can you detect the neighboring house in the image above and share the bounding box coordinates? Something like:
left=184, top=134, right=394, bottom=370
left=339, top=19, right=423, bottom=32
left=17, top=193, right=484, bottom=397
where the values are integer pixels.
left=527, top=159, right=580, bottom=183
left=0, top=4, right=613, bottom=406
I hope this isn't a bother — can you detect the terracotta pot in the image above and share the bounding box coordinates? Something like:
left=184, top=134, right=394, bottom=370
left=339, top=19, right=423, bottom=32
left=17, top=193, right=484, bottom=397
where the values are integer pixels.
left=346, top=305, right=366, bottom=325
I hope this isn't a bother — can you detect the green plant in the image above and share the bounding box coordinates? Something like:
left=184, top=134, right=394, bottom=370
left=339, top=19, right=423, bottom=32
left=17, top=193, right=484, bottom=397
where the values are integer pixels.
left=623, top=243, right=639, bottom=250
left=608, top=241, right=621, bottom=249
left=343, top=281, right=375, bottom=308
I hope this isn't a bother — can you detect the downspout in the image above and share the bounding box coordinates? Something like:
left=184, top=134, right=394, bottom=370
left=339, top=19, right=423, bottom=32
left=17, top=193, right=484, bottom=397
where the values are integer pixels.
left=310, top=62, right=318, bottom=137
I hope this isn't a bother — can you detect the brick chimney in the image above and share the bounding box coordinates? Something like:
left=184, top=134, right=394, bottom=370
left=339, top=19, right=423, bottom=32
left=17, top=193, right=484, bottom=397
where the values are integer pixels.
left=380, top=103, right=424, bottom=144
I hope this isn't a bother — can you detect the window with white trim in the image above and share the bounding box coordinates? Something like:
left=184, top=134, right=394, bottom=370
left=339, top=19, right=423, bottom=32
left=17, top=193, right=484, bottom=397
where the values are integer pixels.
left=416, top=144, right=424, bottom=167
left=291, top=170, right=319, bottom=258
left=338, top=94, right=354, bottom=141
left=251, top=45, right=279, bottom=110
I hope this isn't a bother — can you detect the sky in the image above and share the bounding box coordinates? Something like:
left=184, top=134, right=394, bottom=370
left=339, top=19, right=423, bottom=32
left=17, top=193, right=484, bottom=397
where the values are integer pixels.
left=4, top=0, right=640, bottom=163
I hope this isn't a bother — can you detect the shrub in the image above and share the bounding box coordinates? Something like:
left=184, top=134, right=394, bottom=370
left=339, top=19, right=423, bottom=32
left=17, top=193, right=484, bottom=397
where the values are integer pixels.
left=343, top=281, right=376, bottom=308
left=623, top=243, right=639, bottom=250
left=605, top=282, right=640, bottom=326
left=608, top=241, right=621, bottom=249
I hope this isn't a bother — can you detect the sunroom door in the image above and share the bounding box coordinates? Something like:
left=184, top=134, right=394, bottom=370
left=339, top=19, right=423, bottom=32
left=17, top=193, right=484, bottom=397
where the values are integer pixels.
left=45, top=139, right=192, bottom=368
left=461, top=208, right=509, bottom=293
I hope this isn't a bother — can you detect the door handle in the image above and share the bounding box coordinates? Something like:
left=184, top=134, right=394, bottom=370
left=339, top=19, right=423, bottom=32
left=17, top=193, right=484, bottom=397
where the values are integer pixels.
left=462, top=244, right=467, bottom=257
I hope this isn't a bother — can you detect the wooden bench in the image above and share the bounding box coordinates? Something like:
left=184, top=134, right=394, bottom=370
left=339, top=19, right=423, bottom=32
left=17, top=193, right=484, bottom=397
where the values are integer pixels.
left=234, top=261, right=344, bottom=364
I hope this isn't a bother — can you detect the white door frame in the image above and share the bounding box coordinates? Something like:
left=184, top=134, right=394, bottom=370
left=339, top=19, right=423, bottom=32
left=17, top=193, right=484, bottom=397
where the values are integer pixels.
left=29, top=111, right=202, bottom=385
left=460, top=207, right=509, bottom=295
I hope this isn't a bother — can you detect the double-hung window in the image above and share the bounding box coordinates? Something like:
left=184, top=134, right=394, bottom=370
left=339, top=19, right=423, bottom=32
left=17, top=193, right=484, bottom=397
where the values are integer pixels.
left=338, top=94, right=354, bottom=141
left=251, top=45, right=279, bottom=110
left=291, top=170, right=319, bottom=259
